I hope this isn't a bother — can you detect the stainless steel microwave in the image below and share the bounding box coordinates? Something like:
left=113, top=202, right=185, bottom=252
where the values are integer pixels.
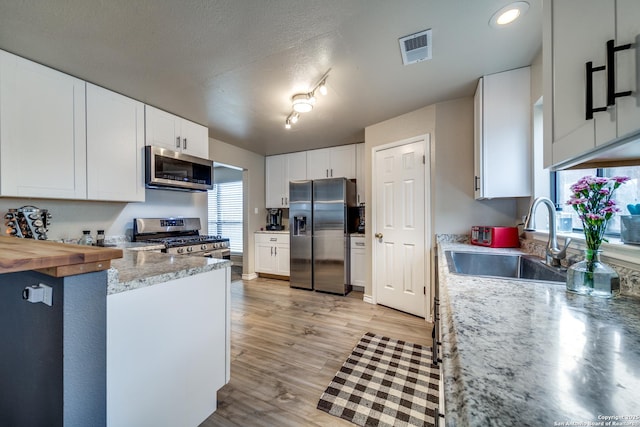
left=145, top=146, right=213, bottom=192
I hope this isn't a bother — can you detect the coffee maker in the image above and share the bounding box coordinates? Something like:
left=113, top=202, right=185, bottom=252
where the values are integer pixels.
left=266, top=208, right=284, bottom=230
left=356, top=203, right=365, bottom=233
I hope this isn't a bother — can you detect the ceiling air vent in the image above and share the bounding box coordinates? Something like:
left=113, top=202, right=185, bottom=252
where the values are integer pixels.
left=399, top=29, right=432, bottom=65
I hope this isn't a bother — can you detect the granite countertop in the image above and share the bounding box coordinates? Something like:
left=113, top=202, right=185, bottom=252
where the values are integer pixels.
left=437, top=242, right=640, bottom=426
left=107, top=250, right=230, bottom=295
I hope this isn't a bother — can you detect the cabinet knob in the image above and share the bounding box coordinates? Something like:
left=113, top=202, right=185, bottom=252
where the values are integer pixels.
left=375, top=232, right=383, bottom=239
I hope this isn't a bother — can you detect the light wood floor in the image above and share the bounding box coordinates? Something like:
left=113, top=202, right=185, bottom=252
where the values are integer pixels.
left=200, top=276, right=433, bottom=427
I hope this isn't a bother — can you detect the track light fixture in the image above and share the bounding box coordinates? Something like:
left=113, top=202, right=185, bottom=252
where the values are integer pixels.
left=284, top=70, right=330, bottom=129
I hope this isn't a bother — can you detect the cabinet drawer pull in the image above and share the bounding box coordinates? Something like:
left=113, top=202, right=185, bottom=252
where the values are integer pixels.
left=585, top=61, right=608, bottom=120
left=270, top=238, right=277, bottom=241
left=270, top=247, right=273, bottom=256
left=183, top=137, right=188, bottom=150
left=176, top=136, right=181, bottom=148
left=355, top=242, right=365, bottom=246
left=474, top=176, right=480, bottom=191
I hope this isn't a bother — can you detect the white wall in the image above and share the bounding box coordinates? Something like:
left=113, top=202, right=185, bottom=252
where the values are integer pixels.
left=434, top=98, right=517, bottom=234
left=0, top=190, right=207, bottom=242
left=363, top=97, right=519, bottom=298
left=209, top=137, right=265, bottom=277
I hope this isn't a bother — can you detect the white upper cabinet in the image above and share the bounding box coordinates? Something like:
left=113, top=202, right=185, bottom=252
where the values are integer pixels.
left=145, top=105, right=209, bottom=159
left=306, top=145, right=356, bottom=180
left=0, top=50, right=87, bottom=199
left=265, top=151, right=307, bottom=208
left=474, top=67, right=531, bottom=199
left=266, top=154, right=287, bottom=208
left=544, top=0, right=640, bottom=169
left=86, top=83, right=145, bottom=202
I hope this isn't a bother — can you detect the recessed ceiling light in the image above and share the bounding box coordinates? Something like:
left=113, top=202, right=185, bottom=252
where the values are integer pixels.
left=489, top=2, right=529, bottom=28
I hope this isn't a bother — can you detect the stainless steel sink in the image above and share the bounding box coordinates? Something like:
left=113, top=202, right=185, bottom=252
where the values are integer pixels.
left=445, top=250, right=567, bottom=284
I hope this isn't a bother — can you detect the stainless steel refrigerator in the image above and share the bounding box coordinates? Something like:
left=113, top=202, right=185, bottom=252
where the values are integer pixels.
left=289, top=178, right=356, bottom=295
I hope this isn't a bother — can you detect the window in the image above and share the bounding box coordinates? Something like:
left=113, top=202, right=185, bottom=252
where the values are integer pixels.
left=208, top=181, right=243, bottom=254
left=553, top=166, right=640, bottom=235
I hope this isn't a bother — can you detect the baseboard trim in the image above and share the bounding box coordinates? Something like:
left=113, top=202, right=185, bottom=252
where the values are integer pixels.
left=363, top=295, right=374, bottom=304
left=256, top=273, right=289, bottom=281
left=241, top=273, right=258, bottom=280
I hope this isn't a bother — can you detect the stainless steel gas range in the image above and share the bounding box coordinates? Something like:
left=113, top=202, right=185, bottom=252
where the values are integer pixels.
left=132, top=217, right=230, bottom=259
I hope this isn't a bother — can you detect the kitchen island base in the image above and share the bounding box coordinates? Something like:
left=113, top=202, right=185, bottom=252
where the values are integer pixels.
left=107, top=267, right=230, bottom=427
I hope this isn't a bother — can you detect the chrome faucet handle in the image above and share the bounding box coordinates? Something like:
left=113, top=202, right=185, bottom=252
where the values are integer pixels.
left=547, top=237, right=572, bottom=267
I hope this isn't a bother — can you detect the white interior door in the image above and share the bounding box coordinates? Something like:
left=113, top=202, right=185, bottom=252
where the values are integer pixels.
left=373, top=137, right=427, bottom=318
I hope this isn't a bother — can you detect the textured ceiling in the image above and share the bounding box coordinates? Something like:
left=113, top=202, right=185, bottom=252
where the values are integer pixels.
left=0, top=0, right=542, bottom=156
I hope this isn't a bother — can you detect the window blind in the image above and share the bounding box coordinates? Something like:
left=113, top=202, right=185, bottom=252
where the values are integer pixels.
left=208, top=181, right=243, bottom=254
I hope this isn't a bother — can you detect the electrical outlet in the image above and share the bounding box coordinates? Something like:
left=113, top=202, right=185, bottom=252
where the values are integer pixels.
left=23, top=284, right=53, bottom=306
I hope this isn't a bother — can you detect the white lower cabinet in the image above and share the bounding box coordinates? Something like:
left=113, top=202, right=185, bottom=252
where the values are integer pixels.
left=254, top=233, right=290, bottom=276
left=350, top=235, right=366, bottom=290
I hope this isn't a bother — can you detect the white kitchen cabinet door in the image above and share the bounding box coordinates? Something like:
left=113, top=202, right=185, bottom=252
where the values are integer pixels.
left=86, top=84, right=145, bottom=202
left=350, top=236, right=366, bottom=289
left=0, top=50, right=87, bottom=199
left=145, top=105, right=181, bottom=151
left=329, top=144, right=356, bottom=179
left=306, top=148, right=331, bottom=180
left=265, top=154, right=287, bottom=208
left=306, top=145, right=356, bottom=180
left=255, top=240, right=276, bottom=274
left=275, top=242, right=290, bottom=276
left=145, top=105, right=209, bottom=158
left=180, top=117, right=209, bottom=159
left=355, top=143, right=365, bottom=205
left=615, top=0, right=640, bottom=139
left=548, top=0, right=615, bottom=167
left=266, top=152, right=305, bottom=208
left=286, top=151, right=307, bottom=182
left=474, top=67, right=531, bottom=199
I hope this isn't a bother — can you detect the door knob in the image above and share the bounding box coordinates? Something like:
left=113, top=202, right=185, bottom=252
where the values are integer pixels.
left=375, top=233, right=383, bottom=239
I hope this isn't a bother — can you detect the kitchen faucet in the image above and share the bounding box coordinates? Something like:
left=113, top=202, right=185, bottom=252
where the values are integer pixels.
left=523, top=196, right=572, bottom=268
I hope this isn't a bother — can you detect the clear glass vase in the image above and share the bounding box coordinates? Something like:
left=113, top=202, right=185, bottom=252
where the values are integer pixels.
left=566, top=249, right=620, bottom=298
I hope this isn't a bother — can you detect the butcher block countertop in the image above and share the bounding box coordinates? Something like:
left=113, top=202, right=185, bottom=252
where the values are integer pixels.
left=0, top=236, right=123, bottom=277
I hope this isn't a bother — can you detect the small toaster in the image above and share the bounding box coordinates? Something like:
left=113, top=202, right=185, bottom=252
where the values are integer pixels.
left=470, top=226, right=520, bottom=248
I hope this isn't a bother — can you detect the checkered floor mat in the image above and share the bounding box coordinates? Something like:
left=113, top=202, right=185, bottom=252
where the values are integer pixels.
left=317, top=332, right=439, bottom=427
